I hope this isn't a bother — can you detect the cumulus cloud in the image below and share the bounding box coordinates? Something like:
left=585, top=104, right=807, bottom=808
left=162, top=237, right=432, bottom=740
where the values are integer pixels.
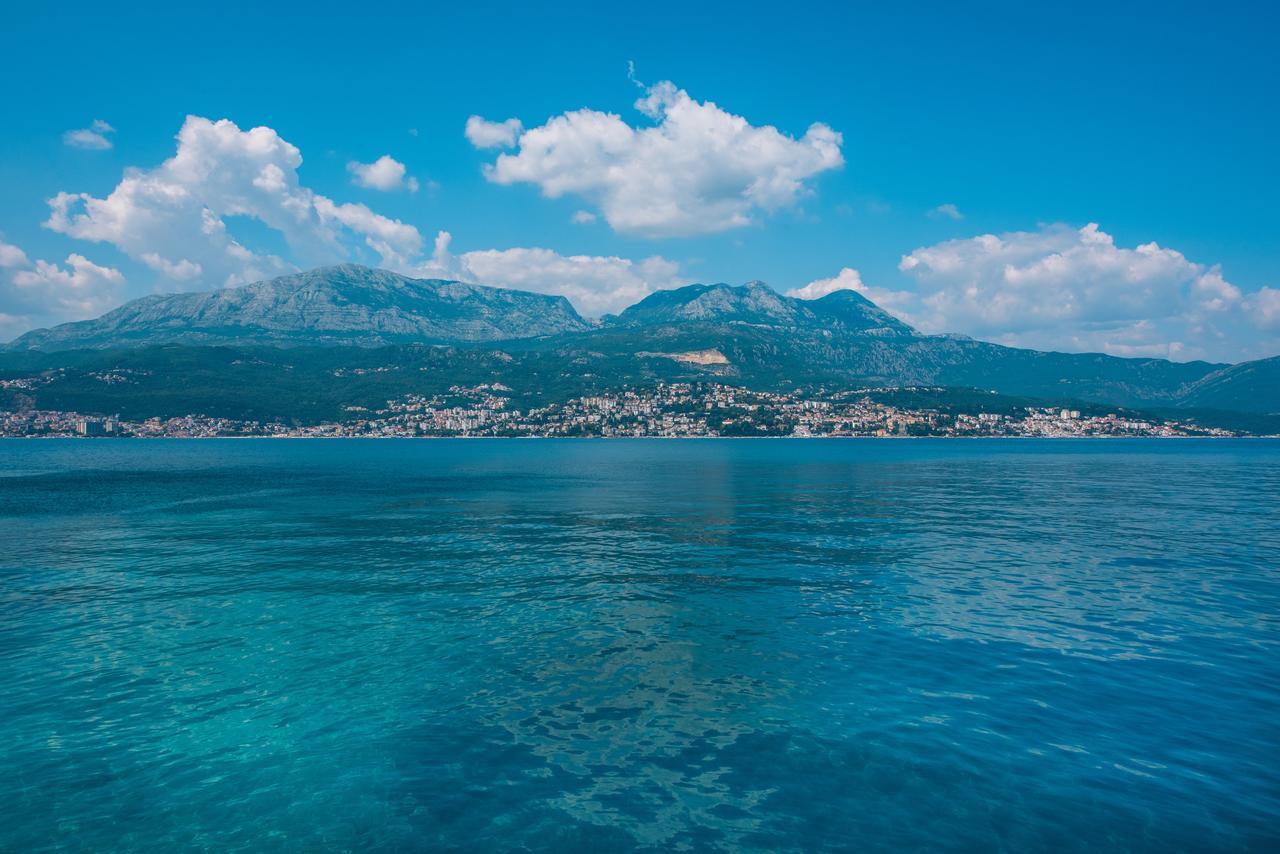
left=348, top=154, right=419, bottom=192
left=1, top=239, right=124, bottom=337
left=44, top=116, right=422, bottom=287
left=10, top=115, right=696, bottom=334
left=472, top=80, right=843, bottom=237
left=141, top=253, right=203, bottom=280
left=858, top=222, right=1279, bottom=362
left=787, top=267, right=868, bottom=300
left=1251, top=286, right=1280, bottom=330
left=929, top=203, right=963, bottom=221
left=412, top=231, right=687, bottom=317
left=63, top=119, right=116, bottom=150
left=312, top=197, right=423, bottom=269
left=465, top=116, right=523, bottom=149
left=0, top=240, right=29, bottom=268
left=787, top=266, right=921, bottom=318
left=570, top=210, right=597, bottom=225
left=10, top=253, right=125, bottom=321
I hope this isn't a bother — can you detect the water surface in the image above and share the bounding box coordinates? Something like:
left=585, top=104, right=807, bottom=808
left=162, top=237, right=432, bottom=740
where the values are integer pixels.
left=2, top=439, right=1278, bottom=851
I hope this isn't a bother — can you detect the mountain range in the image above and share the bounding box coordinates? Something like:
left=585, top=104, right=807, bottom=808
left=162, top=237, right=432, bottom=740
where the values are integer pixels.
left=3, top=264, right=1277, bottom=419
left=7, top=265, right=589, bottom=350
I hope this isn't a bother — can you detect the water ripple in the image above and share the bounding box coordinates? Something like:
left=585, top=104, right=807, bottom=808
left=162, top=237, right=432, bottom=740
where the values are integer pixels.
left=1, top=438, right=1278, bottom=851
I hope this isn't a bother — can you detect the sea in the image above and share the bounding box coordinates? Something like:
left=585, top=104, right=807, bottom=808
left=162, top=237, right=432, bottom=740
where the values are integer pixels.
left=1, top=438, right=1278, bottom=852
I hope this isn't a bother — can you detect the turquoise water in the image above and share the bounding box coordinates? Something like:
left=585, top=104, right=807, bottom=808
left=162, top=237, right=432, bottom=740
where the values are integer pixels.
left=1, top=439, right=1278, bottom=852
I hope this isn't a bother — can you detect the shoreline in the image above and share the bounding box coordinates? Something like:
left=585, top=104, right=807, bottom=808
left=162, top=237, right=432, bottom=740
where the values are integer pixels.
left=4, top=434, right=1278, bottom=441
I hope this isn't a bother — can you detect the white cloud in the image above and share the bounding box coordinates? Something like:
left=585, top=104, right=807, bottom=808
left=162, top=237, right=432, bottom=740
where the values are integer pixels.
left=10, top=253, right=125, bottom=320
left=44, top=115, right=423, bottom=288
left=465, top=116, right=523, bottom=149
left=787, top=267, right=867, bottom=300
left=472, top=80, right=843, bottom=237
left=313, top=197, right=423, bottom=269
left=570, top=210, right=597, bottom=225
left=0, top=240, right=29, bottom=268
left=13, top=115, right=694, bottom=334
left=412, top=231, right=687, bottom=317
left=347, top=154, right=419, bottom=192
left=63, top=119, right=116, bottom=150
left=873, top=222, right=1278, bottom=362
left=787, top=266, right=921, bottom=319
left=141, top=253, right=203, bottom=280
left=929, top=203, right=963, bottom=221
left=1251, top=286, right=1280, bottom=330
left=0, top=239, right=122, bottom=335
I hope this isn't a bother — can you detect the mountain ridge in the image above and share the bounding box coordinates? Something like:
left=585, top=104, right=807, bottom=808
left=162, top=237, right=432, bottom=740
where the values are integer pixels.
left=608, top=280, right=914, bottom=337
left=6, top=264, right=591, bottom=351
left=5, top=263, right=1276, bottom=416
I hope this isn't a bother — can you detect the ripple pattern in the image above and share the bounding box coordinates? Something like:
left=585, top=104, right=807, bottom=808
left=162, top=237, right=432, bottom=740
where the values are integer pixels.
left=1, top=439, right=1278, bottom=851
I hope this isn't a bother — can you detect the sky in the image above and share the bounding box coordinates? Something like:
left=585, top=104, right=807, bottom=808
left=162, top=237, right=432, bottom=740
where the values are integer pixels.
left=1, top=1, right=1277, bottom=362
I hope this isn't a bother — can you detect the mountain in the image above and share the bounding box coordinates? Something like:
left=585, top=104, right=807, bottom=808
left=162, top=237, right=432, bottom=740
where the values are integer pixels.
left=1178, top=356, right=1280, bottom=414
left=572, top=284, right=1220, bottom=409
left=5, top=265, right=590, bottom=350
left=610, top=281, right=913, bottom=336
left=5, top=266, right=1276, bottom=418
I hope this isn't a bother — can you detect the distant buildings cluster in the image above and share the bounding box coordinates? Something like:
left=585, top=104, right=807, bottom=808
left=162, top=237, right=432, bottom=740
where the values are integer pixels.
left=0, top=383, right=1237, bottom=438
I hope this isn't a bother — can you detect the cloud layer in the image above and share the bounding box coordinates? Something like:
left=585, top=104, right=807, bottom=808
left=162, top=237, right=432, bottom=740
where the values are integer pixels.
left=798, top=223, right=1278, bottom=362
left=471, top=81, right=843, bottom=237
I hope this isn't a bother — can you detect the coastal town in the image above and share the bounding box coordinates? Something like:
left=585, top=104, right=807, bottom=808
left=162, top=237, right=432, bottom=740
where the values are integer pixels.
left=0, top=382, right=1239, bottom=438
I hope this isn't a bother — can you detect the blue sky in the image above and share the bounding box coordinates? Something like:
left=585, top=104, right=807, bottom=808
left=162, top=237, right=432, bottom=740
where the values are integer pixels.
left=1, top=1, right=1277, bottom=361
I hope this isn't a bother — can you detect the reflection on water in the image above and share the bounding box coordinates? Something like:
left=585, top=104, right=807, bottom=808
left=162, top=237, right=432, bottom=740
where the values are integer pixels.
left=1, top=439, right=1278, bottom=851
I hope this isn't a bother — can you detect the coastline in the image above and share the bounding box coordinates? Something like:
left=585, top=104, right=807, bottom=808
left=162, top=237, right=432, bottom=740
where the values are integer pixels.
left=5, top=434, right=1277, bottom=440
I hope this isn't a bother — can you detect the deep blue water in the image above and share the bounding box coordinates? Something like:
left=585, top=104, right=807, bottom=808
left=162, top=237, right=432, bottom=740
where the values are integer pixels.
left=1, top=439, right=1278, bottom=852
